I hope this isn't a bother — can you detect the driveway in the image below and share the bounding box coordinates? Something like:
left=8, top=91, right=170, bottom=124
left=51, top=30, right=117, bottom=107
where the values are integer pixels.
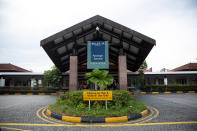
left=0, top=94, right=197, bottom=131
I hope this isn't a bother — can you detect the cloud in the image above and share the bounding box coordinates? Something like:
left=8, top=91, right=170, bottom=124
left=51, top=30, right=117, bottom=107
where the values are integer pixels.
left=0, top=0, right=197, bottom=72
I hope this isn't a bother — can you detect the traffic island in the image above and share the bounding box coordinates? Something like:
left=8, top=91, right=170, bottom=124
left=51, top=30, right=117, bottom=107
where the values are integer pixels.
left=47, top=90, right=148, bottom=123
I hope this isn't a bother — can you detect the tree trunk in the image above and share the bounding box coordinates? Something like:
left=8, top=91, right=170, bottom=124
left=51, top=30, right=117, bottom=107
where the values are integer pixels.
left=95, top=83, right=98, bottom=90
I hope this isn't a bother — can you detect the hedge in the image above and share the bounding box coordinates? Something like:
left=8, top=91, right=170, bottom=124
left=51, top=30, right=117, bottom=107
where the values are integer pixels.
left=0, top=86, right=60, bottom=94
left=0, top=86, right=59, bottom=90
left=141, top=84, right=197, bottom=92
left=58, top=90, right=134, bottom=109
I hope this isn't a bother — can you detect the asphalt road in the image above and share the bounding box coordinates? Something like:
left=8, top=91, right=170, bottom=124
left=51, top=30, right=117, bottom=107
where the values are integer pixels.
left=0, top=94, right=197, bottom=131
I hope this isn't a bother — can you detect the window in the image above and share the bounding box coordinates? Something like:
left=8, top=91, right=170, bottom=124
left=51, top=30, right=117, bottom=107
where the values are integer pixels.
left=176, top=79, right=187, bottom=84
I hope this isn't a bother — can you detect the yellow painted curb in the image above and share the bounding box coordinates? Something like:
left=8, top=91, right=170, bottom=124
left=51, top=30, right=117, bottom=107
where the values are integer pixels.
left=140, top=92, right=146, bottom=94
left=177, top=91, right=183, bottom=93
left=62, top=116, right=81, bottom=123
left=47, top=108, right=148, bottom=123
left=39, top=93, right=45, bottom=95
left=152, top=92, right=159, bottom=94
left=15, top=93, right=21, bottom=95
left=51, top=93, right=57, bottom=95
left=188, top=91, right=195, bottom=93
left=27, top=93, right=33, bottom=95
left=105, top=116, right=128, bottom=123
left=1, top=121, right=197, bottom=127
left=46, top=109, right=51, bottom=116
left=141, top=109, right=148, bottom=117
left=164, top=92, right=171, bottom=94
left=0, top=126, right=32, bottom=131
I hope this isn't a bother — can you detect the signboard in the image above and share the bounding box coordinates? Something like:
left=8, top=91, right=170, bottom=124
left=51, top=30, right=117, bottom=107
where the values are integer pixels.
left=33, top=79, right=37, bottom=86
left=38, top=80, right=42, bottom=85
left=83, top=91, right=112, bottom=101
left=31, top=79, right=37, bottom=87
left=87, top=41, right=109, bottom=69
left=31, top=79, right=34, bottom=88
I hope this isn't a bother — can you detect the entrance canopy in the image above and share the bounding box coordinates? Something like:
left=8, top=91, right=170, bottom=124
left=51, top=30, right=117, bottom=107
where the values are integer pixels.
left=41, top=15, right=155, bottom=72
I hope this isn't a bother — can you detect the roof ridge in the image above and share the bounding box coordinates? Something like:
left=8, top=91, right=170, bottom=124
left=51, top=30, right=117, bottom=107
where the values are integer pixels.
left=0, top=63, right=30, bottom=72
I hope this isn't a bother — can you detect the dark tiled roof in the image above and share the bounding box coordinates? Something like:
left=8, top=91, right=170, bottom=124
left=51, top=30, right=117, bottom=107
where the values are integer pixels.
left=171, top=63, right=197, bottom=71
left=40, top=15, right=156, bottom=72
left=0, top=63, right=30, bottom=72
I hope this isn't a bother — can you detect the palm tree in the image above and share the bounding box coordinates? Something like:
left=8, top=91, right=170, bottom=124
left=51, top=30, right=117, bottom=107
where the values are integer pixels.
left=85, top=69, right=114, bottom=90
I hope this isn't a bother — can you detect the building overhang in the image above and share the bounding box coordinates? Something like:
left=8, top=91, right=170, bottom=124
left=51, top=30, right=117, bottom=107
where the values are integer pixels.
left=40, top=15, right=156, bottom=72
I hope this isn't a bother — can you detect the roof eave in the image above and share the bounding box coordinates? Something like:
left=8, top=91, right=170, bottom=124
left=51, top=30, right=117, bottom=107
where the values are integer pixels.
left=40, top=15, right=156, bottom=47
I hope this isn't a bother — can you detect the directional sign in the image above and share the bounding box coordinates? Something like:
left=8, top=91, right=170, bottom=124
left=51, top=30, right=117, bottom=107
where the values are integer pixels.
left=83, top=91, right=112, bottom=101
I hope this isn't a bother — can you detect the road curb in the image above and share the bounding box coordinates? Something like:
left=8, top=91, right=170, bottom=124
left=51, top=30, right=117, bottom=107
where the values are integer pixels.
left=0, top=91, right=197, bottom=96
left=1, top=91, right=196, bottom=95
left=0, top=93, right=57, bottom=95
left=140, top=91, right=196, bottom=95
left=46, top=108, right=149, bottom=123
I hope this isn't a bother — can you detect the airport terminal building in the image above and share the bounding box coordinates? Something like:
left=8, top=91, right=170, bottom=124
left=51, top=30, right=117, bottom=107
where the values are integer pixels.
left=0, top=63, right=197, bottom=89
left=0, top=16, right=197, bottom=89
left=40, top=15, right=156, bottom=91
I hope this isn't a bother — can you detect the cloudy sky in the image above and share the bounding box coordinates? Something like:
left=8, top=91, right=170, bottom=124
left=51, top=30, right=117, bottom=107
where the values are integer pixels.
left=0, top=0, right=197, bottom=72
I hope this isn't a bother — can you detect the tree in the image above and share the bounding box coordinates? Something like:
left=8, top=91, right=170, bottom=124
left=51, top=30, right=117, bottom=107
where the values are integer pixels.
left=138, top=69, right=145, bottom=89
left=138, top=60, right=147, bottom=90
left=140, top=60, right=148, bottom=70
left=85, top=69, right=114, bottom=90
left=43, top=66, right=62, bottom=88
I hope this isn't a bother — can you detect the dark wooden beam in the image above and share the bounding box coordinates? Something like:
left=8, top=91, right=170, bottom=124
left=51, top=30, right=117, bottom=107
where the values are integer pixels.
left=59, top=50, right=72, bottom=58
left=99, top=27, right=145, bottom=49
left=123, top=48, right=138, bottom=58
left=119, top=31, right=124, bottom=55
left=78, top=59, right=87, bottom=65
left=109, top=48, right=136, bottom=63
left=81, top=27, right=86, bottom=43
left=50, top=26, right=96, bottom=51
left=72, top=32, right=78, bottom=56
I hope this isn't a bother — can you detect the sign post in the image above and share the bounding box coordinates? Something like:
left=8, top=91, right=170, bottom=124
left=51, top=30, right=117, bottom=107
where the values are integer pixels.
left=89, top=100, right=91, bottom=110
left=105, top=100, right=107, bottom=110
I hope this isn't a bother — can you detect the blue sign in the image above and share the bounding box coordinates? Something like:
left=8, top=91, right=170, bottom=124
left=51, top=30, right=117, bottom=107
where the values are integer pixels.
left=87, top=41, right=109, bottom=69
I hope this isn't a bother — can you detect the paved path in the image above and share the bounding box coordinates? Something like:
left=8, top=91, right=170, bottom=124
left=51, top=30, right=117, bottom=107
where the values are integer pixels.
left=0, top=94, right=197, bottom=131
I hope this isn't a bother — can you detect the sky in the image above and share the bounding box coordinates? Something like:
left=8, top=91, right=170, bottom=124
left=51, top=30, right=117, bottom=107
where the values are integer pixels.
left=0, top=0, right=197, bottom=72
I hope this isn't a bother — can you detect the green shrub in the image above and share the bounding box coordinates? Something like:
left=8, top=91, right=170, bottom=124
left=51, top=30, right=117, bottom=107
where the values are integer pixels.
left=76, top=102, right=87, bottom=111
left=0, top=86, right=59, bottom=91
left=142, top=84, right=197, bottom=92
left=2, top=86, right=32, bottom=90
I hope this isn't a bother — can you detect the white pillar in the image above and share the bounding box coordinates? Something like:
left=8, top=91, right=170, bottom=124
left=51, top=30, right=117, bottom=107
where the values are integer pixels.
left=164, top=77, right=168, bottom=85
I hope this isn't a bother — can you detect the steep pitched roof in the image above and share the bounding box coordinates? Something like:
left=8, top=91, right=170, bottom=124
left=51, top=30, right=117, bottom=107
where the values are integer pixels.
left=41, top=15, right=156, bottom=72
left=171, top=63, right=197, bottom=71
left=0, top=63, right=30, bottom=72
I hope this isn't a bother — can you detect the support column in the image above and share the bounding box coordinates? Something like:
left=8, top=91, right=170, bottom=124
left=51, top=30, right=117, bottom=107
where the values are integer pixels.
left=155, top=78, right=159, bottom=85
left=62, top=77, right=67, bottom=89
left=118, top=56, right=128, bottom=90
left=0, top=77, right=5, bottom=87
left=164, top=76, right=168, bottom=85
left=69, top=56, right=78, bottom=91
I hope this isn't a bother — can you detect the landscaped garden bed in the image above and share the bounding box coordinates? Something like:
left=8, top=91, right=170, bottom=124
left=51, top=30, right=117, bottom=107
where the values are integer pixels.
left=48, top=90, right=147, bottom=117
